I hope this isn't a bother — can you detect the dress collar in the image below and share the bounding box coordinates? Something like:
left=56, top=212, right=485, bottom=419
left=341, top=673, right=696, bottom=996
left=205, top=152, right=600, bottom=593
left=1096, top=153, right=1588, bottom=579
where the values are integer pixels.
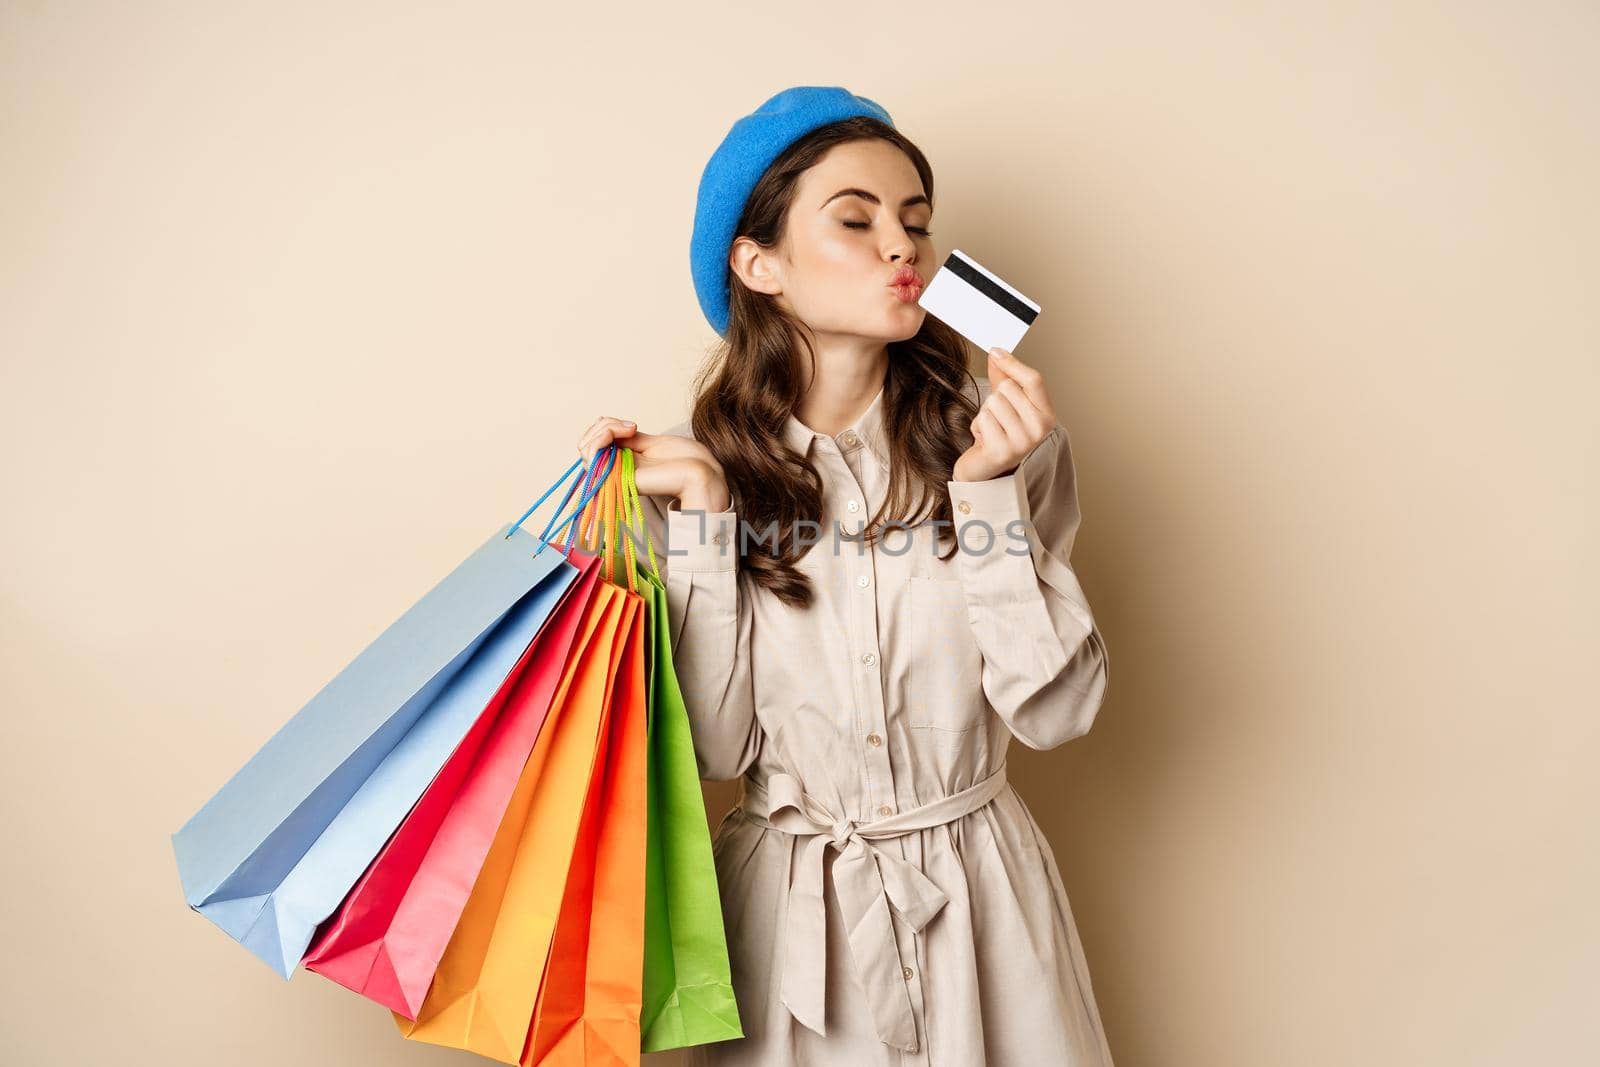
left=781, top=382, right=889, bottom=467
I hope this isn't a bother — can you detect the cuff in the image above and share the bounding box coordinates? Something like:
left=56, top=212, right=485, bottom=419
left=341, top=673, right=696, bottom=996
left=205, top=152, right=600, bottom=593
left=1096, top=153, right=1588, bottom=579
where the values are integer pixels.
left=947, top=468, right=1031, bottom=528
left=666, top=506, right=739, bottom=573
left=946, top=472, right=1073, bottom=678
left=946, top=472, right=1040, bottom=604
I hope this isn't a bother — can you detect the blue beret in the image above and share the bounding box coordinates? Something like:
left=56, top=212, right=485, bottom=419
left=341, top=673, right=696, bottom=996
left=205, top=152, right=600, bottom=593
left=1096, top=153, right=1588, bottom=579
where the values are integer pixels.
left=690, top=85, right=896, bottom=336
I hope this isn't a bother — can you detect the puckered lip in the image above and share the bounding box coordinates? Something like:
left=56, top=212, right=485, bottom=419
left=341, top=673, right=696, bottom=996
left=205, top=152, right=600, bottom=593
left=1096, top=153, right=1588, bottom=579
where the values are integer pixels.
left=888, top=267, right=923, bottom=288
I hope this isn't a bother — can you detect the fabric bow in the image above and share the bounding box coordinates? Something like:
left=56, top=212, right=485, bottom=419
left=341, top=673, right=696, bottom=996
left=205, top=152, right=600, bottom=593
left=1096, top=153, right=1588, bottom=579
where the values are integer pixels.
left=739, top=765, right=1011, bottom=1052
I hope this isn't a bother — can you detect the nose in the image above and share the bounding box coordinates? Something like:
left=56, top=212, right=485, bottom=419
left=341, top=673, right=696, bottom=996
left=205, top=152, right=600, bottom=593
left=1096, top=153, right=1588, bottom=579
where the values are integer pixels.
left=885, top=224, right=916, bottom=264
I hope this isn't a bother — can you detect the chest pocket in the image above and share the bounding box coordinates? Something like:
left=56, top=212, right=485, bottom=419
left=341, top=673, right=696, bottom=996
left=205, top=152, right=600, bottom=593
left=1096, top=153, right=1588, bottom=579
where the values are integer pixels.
left=906, top=575, right=987, bottom=735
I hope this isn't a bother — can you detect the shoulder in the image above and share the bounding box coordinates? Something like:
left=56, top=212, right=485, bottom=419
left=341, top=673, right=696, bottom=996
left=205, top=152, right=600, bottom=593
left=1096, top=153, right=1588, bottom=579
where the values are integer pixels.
left=657, top=416, right=696, bottom=440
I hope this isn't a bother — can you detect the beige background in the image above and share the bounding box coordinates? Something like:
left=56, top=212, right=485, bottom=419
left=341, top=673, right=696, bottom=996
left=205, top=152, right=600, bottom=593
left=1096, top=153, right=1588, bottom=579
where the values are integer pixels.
left=3, top=2, right=1595, bottom=1065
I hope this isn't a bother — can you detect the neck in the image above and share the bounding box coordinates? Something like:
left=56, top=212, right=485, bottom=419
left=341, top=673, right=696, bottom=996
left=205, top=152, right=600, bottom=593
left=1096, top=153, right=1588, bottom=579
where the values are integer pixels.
left=794, top=330, right=889, bottom=437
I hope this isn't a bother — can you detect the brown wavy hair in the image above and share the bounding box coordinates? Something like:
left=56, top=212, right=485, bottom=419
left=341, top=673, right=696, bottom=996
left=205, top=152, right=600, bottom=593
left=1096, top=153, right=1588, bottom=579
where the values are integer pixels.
left=687, top=115, right=981, bottom=609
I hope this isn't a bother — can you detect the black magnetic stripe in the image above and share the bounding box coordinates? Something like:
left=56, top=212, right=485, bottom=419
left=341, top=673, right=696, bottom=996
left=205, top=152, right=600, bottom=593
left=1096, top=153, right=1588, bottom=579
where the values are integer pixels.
left=942, top=253, right=1038, bottom=326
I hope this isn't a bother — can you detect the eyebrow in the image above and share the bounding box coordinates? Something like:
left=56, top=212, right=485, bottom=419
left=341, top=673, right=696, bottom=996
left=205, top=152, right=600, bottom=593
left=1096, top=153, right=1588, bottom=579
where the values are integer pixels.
left=819, top=187, right=931, bottom=211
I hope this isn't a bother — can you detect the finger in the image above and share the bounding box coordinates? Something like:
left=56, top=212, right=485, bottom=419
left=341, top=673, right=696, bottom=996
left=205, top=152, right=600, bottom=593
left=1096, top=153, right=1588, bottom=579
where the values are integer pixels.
left=988, top=348, right=1052, bottom=415
left=986, top=348, right=1015, bottom=390
left=982, top=391, right=1030, bottom=452
left=580, top=416, right=623, bottom=445
left=584, top=416, right=635, bottom=435
left=580, top=431, right=621, bottom=467
left=610, top=430, right=661, bottom=464
left=577, top=427, right=608, bottom=464
left=971, top=407, right=1001, bottom=450
left=608, top=422, right=640, bottom=449
left=578, top=418, right=638, bottom=461
left=992, top=378, right=1049, bottom=438
left=577, top=418, right=610, bottom=452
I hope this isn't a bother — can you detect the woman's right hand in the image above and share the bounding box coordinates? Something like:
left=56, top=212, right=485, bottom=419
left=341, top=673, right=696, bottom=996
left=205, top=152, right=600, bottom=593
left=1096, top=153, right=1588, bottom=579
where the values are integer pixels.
left=577, top=416, right=731, bottom=512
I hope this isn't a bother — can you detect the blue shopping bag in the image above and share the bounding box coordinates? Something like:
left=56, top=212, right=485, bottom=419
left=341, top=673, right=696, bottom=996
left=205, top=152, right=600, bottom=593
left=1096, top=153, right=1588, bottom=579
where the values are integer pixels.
left=171, top=449, right=618, bottom=977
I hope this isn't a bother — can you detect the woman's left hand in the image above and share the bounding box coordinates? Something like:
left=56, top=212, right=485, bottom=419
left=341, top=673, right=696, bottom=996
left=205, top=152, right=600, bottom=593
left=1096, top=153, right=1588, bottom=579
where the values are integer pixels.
left=952, top=347, right=1059, bottom=482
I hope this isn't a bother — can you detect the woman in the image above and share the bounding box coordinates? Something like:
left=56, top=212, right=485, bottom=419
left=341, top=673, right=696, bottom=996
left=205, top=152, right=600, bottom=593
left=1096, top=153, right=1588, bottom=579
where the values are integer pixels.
left=576, top=86, right=1114, bottom=1066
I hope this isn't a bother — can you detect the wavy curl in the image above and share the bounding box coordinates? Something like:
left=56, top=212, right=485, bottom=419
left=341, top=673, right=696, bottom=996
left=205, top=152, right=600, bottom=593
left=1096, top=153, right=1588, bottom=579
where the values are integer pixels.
left=686, top=116, right=981, bottom=609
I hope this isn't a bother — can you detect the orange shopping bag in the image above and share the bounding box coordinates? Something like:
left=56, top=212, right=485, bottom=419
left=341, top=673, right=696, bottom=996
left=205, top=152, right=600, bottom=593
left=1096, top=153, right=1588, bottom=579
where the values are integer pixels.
left=523, top=451, right=650, bottom=1066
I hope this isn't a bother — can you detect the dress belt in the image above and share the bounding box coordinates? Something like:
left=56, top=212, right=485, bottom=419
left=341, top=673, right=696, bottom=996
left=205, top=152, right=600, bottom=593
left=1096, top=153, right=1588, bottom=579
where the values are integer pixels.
left=737, top=762, right=1011, bottom=1052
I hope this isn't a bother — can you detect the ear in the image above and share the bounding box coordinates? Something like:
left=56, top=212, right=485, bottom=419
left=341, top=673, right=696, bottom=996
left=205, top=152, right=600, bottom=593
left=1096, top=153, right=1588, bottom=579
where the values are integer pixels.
left=729, top=236, right=784, bottom=297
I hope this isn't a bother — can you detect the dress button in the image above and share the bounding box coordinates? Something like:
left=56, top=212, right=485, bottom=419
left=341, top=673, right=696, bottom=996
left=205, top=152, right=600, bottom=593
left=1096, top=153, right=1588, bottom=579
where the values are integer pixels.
left=841, top=431, right=859, bottom=447
left=878, top=804, right=893, bottom=817
left=711, top=531, right=727, bottom=545
left=908, top=1042, right=918, bottom=1053
left=903, top=965, right=915, bottom=980
left=866, top=733, right=882, bottom=747
left=856, top=574, right=870, bottom=588
left=957, top=500, right=972, bottom=515
left=861, top=652, right=876, bottom=667
left=847, top=499, right=861, bottom=512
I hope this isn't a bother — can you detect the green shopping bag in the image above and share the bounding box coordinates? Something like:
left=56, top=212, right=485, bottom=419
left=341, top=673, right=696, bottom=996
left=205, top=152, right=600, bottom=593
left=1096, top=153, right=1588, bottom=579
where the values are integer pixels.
left=610, top=449, right=743, bottom=1051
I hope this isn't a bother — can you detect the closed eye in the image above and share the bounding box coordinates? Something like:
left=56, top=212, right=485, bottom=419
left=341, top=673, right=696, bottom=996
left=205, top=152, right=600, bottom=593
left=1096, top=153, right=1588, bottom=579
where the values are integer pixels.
left=843, top=221, right=933, bottom=236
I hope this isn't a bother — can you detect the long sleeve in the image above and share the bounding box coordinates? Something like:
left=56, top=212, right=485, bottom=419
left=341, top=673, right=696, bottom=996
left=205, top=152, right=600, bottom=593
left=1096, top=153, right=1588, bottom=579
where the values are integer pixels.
left=638, top=490, right=762, bottom=781
left=944, top=420, right=1110, bottom=750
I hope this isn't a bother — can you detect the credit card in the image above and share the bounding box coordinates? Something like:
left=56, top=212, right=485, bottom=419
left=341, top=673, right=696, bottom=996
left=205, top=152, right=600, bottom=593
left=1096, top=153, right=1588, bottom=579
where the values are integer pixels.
left=916, top=248, right=1041, bottom=353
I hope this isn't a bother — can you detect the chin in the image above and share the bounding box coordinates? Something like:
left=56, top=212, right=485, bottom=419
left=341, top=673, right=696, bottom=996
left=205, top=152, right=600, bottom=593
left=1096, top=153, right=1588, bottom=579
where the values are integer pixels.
left=811, top=304, right=925, bottom=343
left=885, top=307, right=926, bottom=342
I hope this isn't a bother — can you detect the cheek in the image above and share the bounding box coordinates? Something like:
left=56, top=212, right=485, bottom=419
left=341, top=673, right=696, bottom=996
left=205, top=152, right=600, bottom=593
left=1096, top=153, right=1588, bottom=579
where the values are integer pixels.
left=793, top=219, right=869, bottom=267
left=814, top=238, right=887, bottom=305
left=807, top=228, right=862, bottom=270
left=784, top=225, right=888, bottom=318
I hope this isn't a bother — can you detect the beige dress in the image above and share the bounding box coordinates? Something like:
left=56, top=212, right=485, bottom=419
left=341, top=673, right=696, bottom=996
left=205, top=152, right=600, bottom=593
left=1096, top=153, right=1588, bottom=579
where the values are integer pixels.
left=637, top=374, right=1114, bottom=1067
